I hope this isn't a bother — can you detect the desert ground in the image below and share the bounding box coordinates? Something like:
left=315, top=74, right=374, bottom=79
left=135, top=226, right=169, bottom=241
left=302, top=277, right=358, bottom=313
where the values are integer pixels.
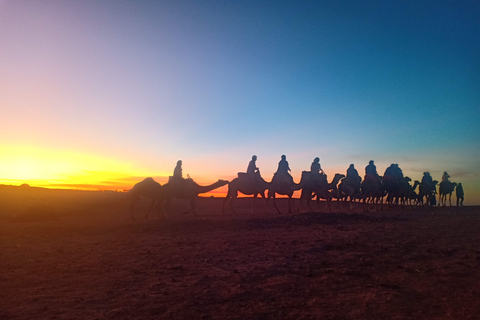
left=1, top=185, right=479, bottom=319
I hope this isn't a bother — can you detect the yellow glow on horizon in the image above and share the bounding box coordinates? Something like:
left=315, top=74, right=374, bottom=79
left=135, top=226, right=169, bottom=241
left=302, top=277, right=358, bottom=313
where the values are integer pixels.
left=0, top=144, right=168, bottom=190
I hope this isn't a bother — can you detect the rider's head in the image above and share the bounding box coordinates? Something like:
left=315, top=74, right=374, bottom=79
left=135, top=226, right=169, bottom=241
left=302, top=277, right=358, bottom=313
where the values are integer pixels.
left=281, top=155, right=286, bottom=160
left=314, top=157, right=319, bottom=163
left=252, top=155, right=257, bottom=161
left=369, top=160, right=374, bottom=164
left=176, top=160, right=182, bottom=166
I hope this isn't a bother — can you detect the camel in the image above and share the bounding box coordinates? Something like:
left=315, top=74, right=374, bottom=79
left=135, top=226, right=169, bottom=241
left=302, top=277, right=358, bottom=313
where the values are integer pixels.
left=298, top=173, right=345, bottom=212
left=394, top=177, right=418, bottom=207
left=338, top=177, right=362, bottom=211
left=439, top=181, right=457, bottom=206
left=361, top=176, right=385, bottom=212
left=160, top=178, right=229, bottom=216
left=223, top=171, right=271, bottom=215
left=405, top=179, right=420, bottom=206
left=417, top=180, right=438, bottom=206
left=267, top=171, right=307, bottom=214
left=383, top=177, right=405, bottom=207
left=128, top=177, right=163, bottom=220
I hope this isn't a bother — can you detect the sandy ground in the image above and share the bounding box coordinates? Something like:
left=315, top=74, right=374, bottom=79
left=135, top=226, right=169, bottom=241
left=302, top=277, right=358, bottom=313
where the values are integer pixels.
left=1, top=186, right=479, bottom=319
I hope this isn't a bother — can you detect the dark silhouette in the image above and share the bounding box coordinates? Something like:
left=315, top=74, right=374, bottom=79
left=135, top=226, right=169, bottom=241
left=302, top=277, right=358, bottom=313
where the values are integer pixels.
left=346, top=164, right=361, bottom=191
left=418, top=172, right=436, bottom=206
left=310, top=157, right=324, bottom=176
left=298, top=172, right=345, bottom=212
left=338, top=164, right=361, bottom=210
left=383, top=164, right=405, bottom=206
left=223, top=170, right=270, bottom=215
left=442, top=171, right=450, bottom=183
left=268, top=170, right=307, bottom=214
left=456, top=183, right=464, bottom=206
left=128, top=177, right=163, bottom=220
left=439, top=180, right=457, bottom=206
left=405, top=178, right=420, bottom=206
left=173, top=160, right=183, bottom=179
left=161, top=177, right=228, bottom=216
left=274, top=155, right=294, bottom=185
left=247, top=155, right=259, bottom=176
left=365, top=160, right=378, bottom=177
left=361, top=175, right=385, bottom=212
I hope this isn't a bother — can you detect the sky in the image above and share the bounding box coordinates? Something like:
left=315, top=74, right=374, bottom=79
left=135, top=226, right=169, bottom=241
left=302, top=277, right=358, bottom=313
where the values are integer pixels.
left=1, top=0, right=479, bottom=204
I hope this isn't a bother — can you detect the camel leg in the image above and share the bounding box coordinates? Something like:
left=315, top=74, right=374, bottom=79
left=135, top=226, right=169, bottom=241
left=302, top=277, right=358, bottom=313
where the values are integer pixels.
left=155, top=199, right=165, bottom=220
left=227, top=195, right=237, bottom=215
left=271, top=194, right=282, bottom=214
left=260, top=192, right=268, bottom=214
left=251, top=195, right=256, bottom=214
left=145, top=198, right=156, bottom=220
left=230, top=197, right=236, bottom=214
left=129, top=194, right=140, bottom=221
left=189, top=198, right=198, bottom=216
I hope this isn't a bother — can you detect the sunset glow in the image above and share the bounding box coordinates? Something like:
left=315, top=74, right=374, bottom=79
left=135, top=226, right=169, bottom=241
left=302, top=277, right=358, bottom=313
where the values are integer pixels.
left=1, top=1, right=478, bottom=203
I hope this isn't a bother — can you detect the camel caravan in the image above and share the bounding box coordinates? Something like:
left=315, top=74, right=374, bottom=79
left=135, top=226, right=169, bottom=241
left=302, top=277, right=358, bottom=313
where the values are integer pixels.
left=128, top=156, right=464, bottom=220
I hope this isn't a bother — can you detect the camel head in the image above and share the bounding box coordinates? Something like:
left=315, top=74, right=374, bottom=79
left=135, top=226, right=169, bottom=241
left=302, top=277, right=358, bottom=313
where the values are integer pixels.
left=333, top=173, right=346, bottom=183
left=216, top=179, right=229, bottom=187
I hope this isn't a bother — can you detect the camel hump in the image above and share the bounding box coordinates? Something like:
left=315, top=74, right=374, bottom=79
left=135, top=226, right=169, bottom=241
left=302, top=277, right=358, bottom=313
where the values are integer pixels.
left=273, top=172, right=292, bottom=185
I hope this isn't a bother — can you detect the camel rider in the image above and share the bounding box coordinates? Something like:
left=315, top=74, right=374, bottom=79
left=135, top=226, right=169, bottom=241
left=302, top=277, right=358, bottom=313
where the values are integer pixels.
left=364, top=160, right=378, bottom=182
left=421, top=172, right=434, bottom=193
left=310, top=157, right=325, bottom=176
left=346, top=164, right=361, bottom=193
left=245, top=155, right=260, bottom=183
left=172, top=160, right=185, bottom=190
left=383, top=164, right=395, bottom=180
left=276, top=155, right=294, bottom=185
left=173, top=160, right=183, bottom=180
left=393, top=164, right=404, bottom=180
left=247, top=155, right=259, bottom=175
left=421, top=172, right=433, bottom=185
left=442, top=171, right=450, bottom=183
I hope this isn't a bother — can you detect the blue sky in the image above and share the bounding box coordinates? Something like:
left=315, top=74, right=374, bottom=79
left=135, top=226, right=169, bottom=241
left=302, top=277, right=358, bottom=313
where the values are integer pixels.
left=1, top=0, right=479, bottom=203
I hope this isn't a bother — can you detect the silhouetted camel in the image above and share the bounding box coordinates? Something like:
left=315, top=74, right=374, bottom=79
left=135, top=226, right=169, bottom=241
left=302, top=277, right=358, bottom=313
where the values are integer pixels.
left=128, top=177, right=163, bottom=220
left=338, top=177, right=362, bottom=211
left=439, top=181, right=457, bottom=206
left=383, top=177, right=405, bottom=207
left=405, top=179, right=420, bottom=206
left=160, top=178, right=229, bottom=216
left=298, top=173, right=344, bottom=212
left=417, top=180, right=438, bottom=206
left=361, top=176, right=385, bottom=212
left=267, top=171, right=307, bottom=214
left=223, top=171, right=270, bottom=215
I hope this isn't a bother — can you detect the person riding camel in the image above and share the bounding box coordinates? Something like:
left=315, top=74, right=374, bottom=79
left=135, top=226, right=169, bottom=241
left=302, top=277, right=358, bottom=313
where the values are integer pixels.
left=310, top=157, right=325, bottom=176
left=383, top=164, right=403, bottom=183
left=247, top=155, right=259, bottom=176
left=364, top=160, right=378, bottom=182
left=173, top=160, right=183, bottom=180
left=346, top=164, right=361, bottom=193
left=242, top=155, right=261, bottom=183
left=171, top=160, right=187, bottom=191
left=421, top=172, right=434, bottom=193
left=442, top=171, right=450, bottom=183
left=275, top=155, right=294, bottom=185
left=392, top=164, right=404, bottom=181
